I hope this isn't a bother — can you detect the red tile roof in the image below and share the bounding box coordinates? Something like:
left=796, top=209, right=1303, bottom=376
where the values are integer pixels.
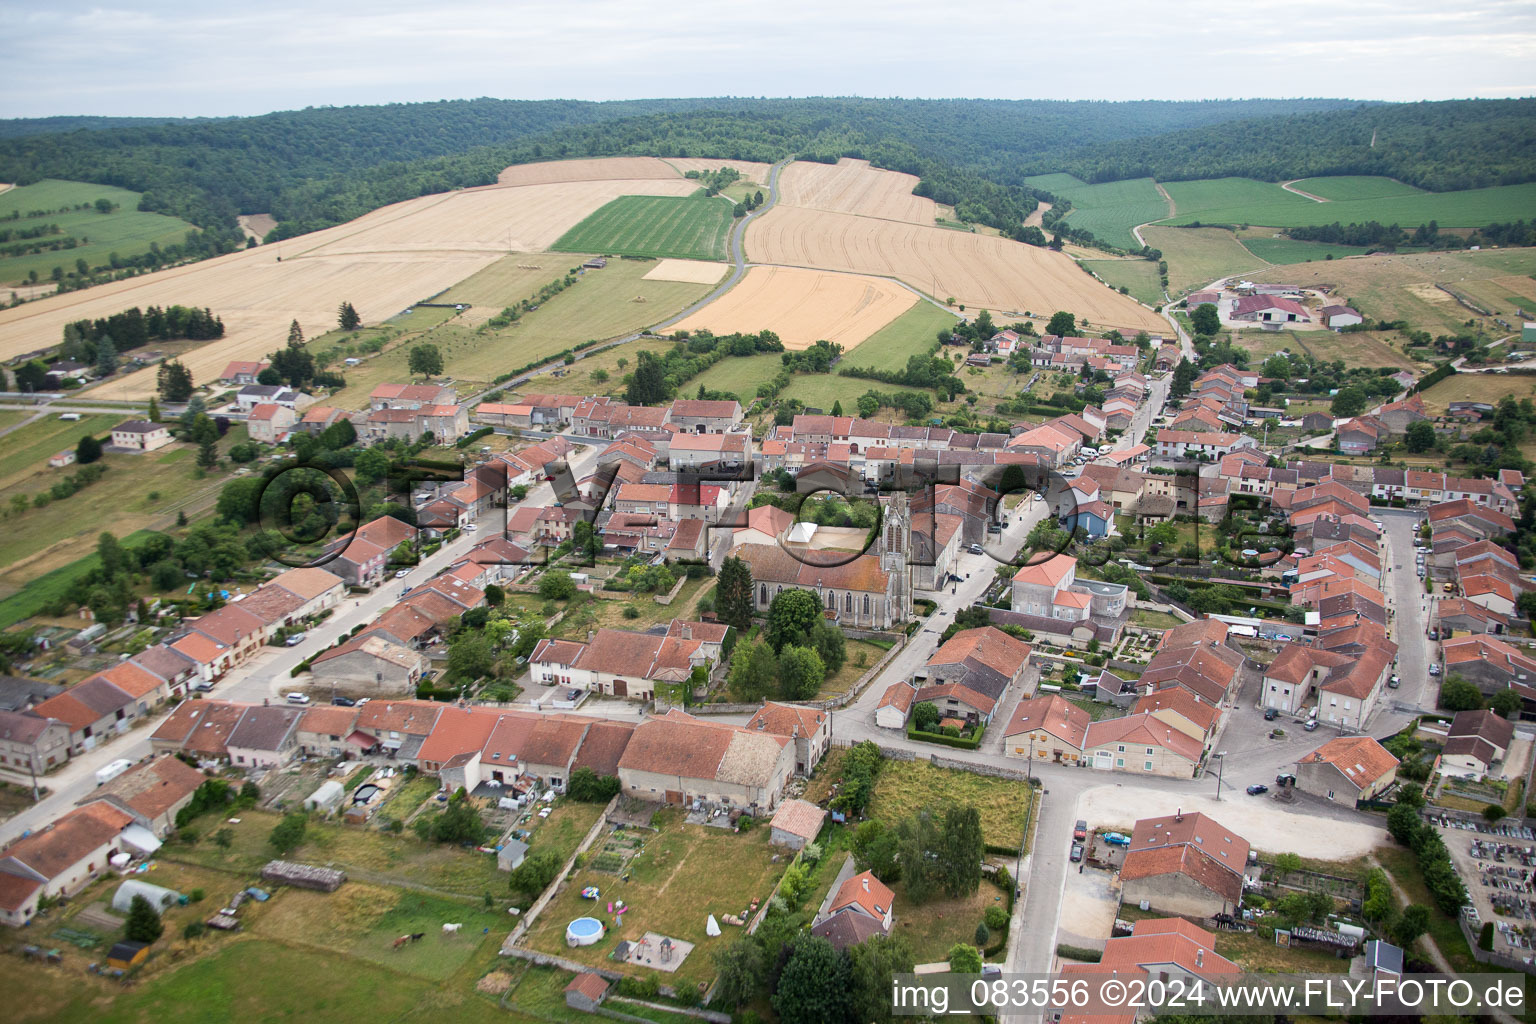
left=1299, top=736, right=1399, bottom=790
left=829, top=870, right=894, bottom=919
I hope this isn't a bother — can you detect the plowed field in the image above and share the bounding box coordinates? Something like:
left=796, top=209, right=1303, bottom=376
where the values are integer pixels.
left=746, top=206, right=1166, bottom=334
left=776, top=158, right=935, bottom=224
left=670, top=265, right=917, bottom=350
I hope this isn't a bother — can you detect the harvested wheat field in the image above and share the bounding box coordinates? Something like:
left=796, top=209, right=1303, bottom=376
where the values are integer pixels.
left=670, top=265, right=917, bottom=350
left=495, top=156, right=681, bottom=186
left=642, top=259, right=730, bottom=284
left=776, top=158, right=936, bottom=224
left=747, top=206, right=1166, bottom=334
left=664, top=157, right=774, bottom=181
left=237, top=213, right=277, bottom=242
left=295, top=179, right=698, bottom=257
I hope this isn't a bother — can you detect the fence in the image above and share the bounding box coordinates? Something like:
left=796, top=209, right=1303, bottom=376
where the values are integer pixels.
left=652, top=574, right=688, bottom=606
left=504, top=793, right=619, bottom=948
left=1458, top=914, right=1536, bottom=975
left=829, top=737, right=918, bottom=761
left=814, top=633, right=907, bottom=711
left=931, top=755, right=1031, bottom=783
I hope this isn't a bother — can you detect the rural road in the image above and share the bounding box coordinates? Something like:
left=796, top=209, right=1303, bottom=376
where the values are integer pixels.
left=1279, top=179, right=1328, bottom=203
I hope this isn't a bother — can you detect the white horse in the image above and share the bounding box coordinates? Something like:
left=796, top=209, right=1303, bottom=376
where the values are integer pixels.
left=442, top=922, right=463, bottom=935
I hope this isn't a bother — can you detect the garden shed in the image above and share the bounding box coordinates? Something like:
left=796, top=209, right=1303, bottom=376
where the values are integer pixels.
left=304, top=780, right=345, bottom=813
left=111, top=879, right=183, bottom=915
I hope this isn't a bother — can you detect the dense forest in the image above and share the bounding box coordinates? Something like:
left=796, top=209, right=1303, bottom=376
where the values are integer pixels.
left=0, top=96, right=1529, bottom=250
left=1029, top=99, right=1536, bottom=191
left=0, top=97, right=1358, bottom=240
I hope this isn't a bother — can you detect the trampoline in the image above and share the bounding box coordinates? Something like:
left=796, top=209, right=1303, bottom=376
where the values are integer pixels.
left=566, top=916, right=605, bottom=947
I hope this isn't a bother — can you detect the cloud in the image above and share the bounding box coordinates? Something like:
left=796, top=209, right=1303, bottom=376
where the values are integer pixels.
left=0, top=0, right=1531, bottom=117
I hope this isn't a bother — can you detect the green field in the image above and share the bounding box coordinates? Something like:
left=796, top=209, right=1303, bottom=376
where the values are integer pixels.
left=0, top=412, right=120, bottom=485
left=1288, top=176, right=1426, bottom=202
left=1053, top=177, right=1170, bottom=249
left=1140, top=224, right=1266, bottom=296
left=1162, top=177, right=1536, bottom=229
left=552, top=194, right=733, bottom=261
left=1239, top=236, right=1373, bottom=264
left=1080, top=259, right=1164, bottom=306
left=0, top=529, right=160, bottom=628
left=691, top=353, right=931, bottom=412
left=843, top=300, right=957, bottom=369
left=1023, top=172, right=1089, bottom=191
left=0, top=179, right=196, bottom=287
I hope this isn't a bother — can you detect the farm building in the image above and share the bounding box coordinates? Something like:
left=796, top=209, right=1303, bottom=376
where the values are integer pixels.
left=768, top=798, right=826, bottom=850
left=1321, top=304, right=1363, bottom=329
left=1230, top=295, right=1310, bottom=326
left=565, top=972, right=610, bottom=1012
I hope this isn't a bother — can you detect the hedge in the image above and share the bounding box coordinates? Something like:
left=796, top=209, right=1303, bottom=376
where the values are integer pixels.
left=455, top=426, right=494, bottom=448
left=1409, top=361, right=1457, bottom=396
left=906, top=723, right=985, bottom=749
left=1056, top=944, right=1102, bottom=963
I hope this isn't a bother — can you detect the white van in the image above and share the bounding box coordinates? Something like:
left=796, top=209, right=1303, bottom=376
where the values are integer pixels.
left=285, top=692, right=311, bottom=705
left=59, top=413, right=81, bottom=421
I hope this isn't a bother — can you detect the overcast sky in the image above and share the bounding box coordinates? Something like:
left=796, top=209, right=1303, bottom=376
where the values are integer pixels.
left=2, top=0, right=1533, bottom=118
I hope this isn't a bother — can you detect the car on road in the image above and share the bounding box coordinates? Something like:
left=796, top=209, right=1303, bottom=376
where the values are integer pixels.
left=1070, top=843, right=1084, bottom=863
left=394, top=568, right=411, bottom=578
left=969, top=544, right=984, bottom=555
left=1246, top=784, right=1269, bottom=796
left=1264, top=708, right=1278, bottom=721
left=566, top=689, right=581, bottom=701
left=1303, top=718, right=1319, bottom=731
left=283, top=632, right=306, bottom=647
left=285, top=692, right=311, bottom=705
left=331, top=696, right=356, bottom=707
left=1443, top=582, right=1455, bottom=592
left=463, top=523, right=477, bottom=532
left=1428, top=629, right=1439, bottom=640
left=1429, top=664, right=1442, bottom=676
left=1388, top=675, right=1400, bottom=689
left=192, top=682, right=212, bottom=693
left=1073, top=819, right=1088, bottom=841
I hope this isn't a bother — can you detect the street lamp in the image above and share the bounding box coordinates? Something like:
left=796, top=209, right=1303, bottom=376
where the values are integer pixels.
left=1213, top=750, right=1227, bottom=801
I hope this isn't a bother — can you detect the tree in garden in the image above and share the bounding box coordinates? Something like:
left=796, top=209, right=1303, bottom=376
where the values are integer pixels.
left=1439, top=675, right=1484, bottom=712
left=772, top=934, right=849, bottom=1024
left=1386, top=803, right=1422, bottom=845
left=1262, top=354, right=1292, bottom=380
left=975, top=921, right=991, bottom=946
left=1330, top=386, right=1367, bottom=418
left=1393, top=904, right=1430, bottom=947
left=197, top=434, right=219, bottom=469
left=1170, top=357, right=1198, bottom=398
left=319, top=418, right=356, bottom=449
left=483, top=584, right=504, bottom=607
left=850, top=819, right=901, bottom=881
left=567, top=766, right=620, bottom=802
left=408, top=343, right=444, bottom=378
left=727, top=639, right=779, bottom=701
left=337, top=301, right=361, bottom=330
left=1491, top=688, right=1523, bottom=718
left=538, top=570, right=577, bottom=600
left=75, top=434, right=103, bottom=464
left=766, top=589, right=823, bottom=652
left=830, top=400, right=843, bottom=416
left=912, top=701, right=941, bottom=732
left=94, top=334, right=118, bottom=376
left=97, top=531, right=127, bottom=580
left=571, top=519, right=601, bottom=561
left=1189, top=302, right=1220, bottom=336
left=625, top=349, right=667, bottom=405
left=947, top=943, right=983, bottom=973
left=267, top=811, right=307, bottom=853
left=507, top=849, right=562, bottom=899
left=431, top=791, right=484, bottom=844
left=1045, top=311, right=1076, bottom=337
left=123, top=894, right=165, bottom=943
left=711, top=937, right=766, bottom=1008
left=1484, top=803, right=1507, bottom=823
left=1405, top=419, right=1436, bottom=453
left=715, top=555, right=754, bottom=630
left=287, top=319, right=304, bottom=347
left=446, top=630, right=496, bottom=680
left=147, top=396, right=161, bottom=422
left=941, top=804, right=984, bottom=898
left=846, top=934, right=914, bottom=1022
left=776, top=645, right=825, bottom=700
left=353, top=448, right=390, bottom=485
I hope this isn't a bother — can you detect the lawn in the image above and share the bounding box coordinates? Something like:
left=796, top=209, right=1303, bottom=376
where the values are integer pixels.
left=514, top=798, right=608, bottom=867
left=1162, top=177, right=1536, bottom=230
left=0, top=412, right=121, bottom=486
left=523, top=814, right=788, bottom=990
left=550, top=577, right=716, bottom=642
left=1140, top=225, right=1266, bottom=297
left=1419, top=371, right=1536, bottom=416
left=1053, top=177, right=1170, bottom=250
left=866, top=759, right=1032, bottom=851
left=552, top=195, right=734, bottom=261
left=815, top=639, right=889, bottom=699
left=1130, top=608, right=1182, bottom=629
left=1235, top=328, right=1423, bottom=373
left=0, top=178, right=197, bottom=288
left=1080, top=259, right=1163, bottom=307
left=889, top=878, right=1009, bottom=964
left=1213, top=928, right=1351, bottom=974
left=1239, top=236, right=1373, bottom=265
left=1288, top=176, right=1427, bottom=202
left=690, top=352, right=931, bottom=413
left=842, top=300, right=957, bottom=369
left=329, top=257, right=712, bottom=407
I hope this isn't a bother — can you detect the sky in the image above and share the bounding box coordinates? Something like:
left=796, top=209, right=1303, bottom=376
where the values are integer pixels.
left=2, top=0, right=1533, bottom=118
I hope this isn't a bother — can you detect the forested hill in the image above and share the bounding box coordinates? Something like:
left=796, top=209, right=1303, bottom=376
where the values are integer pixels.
left=0, top=96, right=1356, bottom=238
left=1029, top=98, right=1536, bottom=191
left=0, top=115, right=210, bottom=140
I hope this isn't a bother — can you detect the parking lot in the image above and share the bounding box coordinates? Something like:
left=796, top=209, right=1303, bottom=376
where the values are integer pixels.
left=1436, top=816, right=1536, bottom=962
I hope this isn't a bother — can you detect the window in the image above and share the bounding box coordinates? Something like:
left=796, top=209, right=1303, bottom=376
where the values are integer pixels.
left=1115, top=758, right=1124, bottom=768
left=1117, top=745, right=1125, bottom=753
left=844, top=592, right=853, bottom=613
left=1145, top=747, right=1153, bottom=755
left=1144, top=761, right=1154, bottom=771
left=863, top=594, right=871, bottom=615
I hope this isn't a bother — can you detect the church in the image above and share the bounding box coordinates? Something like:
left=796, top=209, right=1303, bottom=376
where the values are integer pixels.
left=733, top=494, right=915, bottom=630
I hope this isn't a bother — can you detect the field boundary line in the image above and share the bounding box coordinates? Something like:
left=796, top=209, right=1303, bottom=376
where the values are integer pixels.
left=1279, top=180, right=1329, bottom=203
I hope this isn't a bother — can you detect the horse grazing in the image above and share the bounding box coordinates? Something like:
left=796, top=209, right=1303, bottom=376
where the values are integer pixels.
left=409, top=932, right=425, bottom=942
left=442, top=922, right=463, bottom=935
left=392, top=934, right=412, bottom=950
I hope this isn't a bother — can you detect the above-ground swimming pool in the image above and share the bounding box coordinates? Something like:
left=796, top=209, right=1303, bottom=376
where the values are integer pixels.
left=566, top=916, right=605, bottom=947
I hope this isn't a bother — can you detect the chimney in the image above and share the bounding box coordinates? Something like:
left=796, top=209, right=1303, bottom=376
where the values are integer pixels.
left=1195, top=949, right=1204, bottom=967
left=862, top=876, right=869, bottom=891
left=1175, top=807, right=1183, bottom=822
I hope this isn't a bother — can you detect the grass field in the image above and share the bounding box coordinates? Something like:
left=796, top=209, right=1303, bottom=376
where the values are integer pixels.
left=0, top=412, right=120, bottom=486
left=867, top=758, right=1031, bottom=850
left=552, top=195, right=733, bottom=261
left=1247, top=246, right=1536, bottom=336
left=1139, top=225, right=1266, bottom=296
left=1023, top=173, right=1088, bottom=191
left=1238, top=328, right=1424, bottom=373
left=1162, top=177, right=1536, bottom=230
left=1053, top=178, right=1170, bottom=250
left=1238, top=236, right=1373, bottom=264
left=1080, top=259, right=1163, bottom=307
left=329, top=257, right=712, bottom=407
left=1288, top=176, right=1426, bottom=202
left=0, top=528, right=159, bottom=628
left=842, top=300, right=957, bottom=369
left=0, top=179, right=196, bottom=288
left=525, top=814, right=788, bottom=989
left=890, top=879, right=1006, bottom=963
left=1420, top=371, right=1536, bottom=416
left=689, top=352, right=932, bottom=411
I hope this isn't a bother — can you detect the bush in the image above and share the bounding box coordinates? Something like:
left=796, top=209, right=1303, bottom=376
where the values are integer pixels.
left=1480, top=920, right=1496, bottom=950
left=182, top=920, right=206, bottom=940
left=984, top=904, right=1009, bottom=931
left=1055, top=944, right=1102, bottom=963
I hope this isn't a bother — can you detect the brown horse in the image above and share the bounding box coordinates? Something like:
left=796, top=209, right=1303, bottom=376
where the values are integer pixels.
left=392, top=934, right=412, bottom=950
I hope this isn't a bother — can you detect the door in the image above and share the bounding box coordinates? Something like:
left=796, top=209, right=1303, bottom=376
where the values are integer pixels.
left=1094, top=751, right=1113, bottom=771
left=665, top=790, right=684, bottom=805
left=613, top=679, right=628, bottom=698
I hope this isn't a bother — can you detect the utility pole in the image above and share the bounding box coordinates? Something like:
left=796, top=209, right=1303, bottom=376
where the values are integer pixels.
left=1214, top=751, right=1227, bottom=801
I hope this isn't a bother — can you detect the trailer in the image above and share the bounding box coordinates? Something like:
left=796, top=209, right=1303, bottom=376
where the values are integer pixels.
left=96, top=759, right=134, bottom=786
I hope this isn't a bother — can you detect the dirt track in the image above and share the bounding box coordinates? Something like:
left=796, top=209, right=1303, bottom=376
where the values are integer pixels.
left=669, top=264, right=916, bottom=350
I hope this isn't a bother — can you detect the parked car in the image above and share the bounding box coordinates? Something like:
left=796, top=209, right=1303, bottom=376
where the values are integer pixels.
left=1388, top=675, right=1400, bottom=689
left=969, top=544, right=984, bottom=555
left=331, top=696, right=356, bottom=707
left=1264, top=708, right=1278, bottom=721
left=191, top=682, right=212, bottom=693
left=565, top=689, right=581, bottom=701
left=1428, top=629, right=1439, bottom=640
left=1073, top=819, right=1088, bottom=841
left=1429, top=664, right=1442, bottom=676
left=285, top=692, right=311, bottom=705
left=283, top=632, right=306, bottom=647
left=395, top=568, right=411, bottom=578
left=1303, top=718, right=1319, bottom=731
left=1070, top=843, right=1084, bottom=863
left=1246, top=784, right=1269, bottom=796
